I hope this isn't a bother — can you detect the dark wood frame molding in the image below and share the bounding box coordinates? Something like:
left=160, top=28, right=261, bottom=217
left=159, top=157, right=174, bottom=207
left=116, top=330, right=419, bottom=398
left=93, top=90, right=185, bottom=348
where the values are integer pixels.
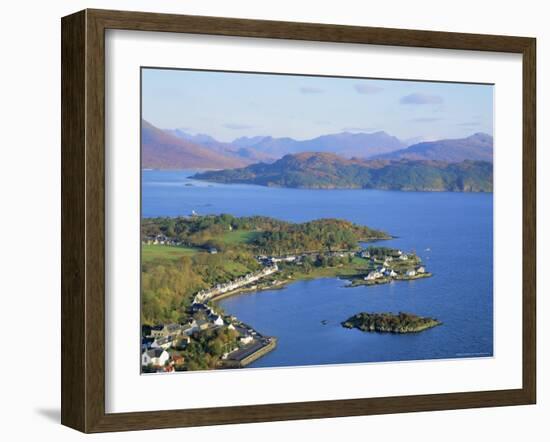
left=61, top=8, right=536, bottom=433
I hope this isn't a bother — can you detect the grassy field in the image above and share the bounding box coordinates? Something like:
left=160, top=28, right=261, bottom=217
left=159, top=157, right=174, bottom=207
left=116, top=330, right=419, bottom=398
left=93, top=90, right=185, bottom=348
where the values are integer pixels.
left=142, top=244, right=200, bottom=263
left=217, top=230, right=261, bottom=245
left=283, top=257, right=370, bottom=281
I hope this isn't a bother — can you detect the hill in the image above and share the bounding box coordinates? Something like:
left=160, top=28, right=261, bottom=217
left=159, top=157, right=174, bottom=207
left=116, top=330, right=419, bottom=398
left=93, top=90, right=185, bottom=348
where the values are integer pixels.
left=141, top=120, right=248, bottom=169
left=192, top=152, right=493, bottom=192
left=372, top=133, right=493, bottom=162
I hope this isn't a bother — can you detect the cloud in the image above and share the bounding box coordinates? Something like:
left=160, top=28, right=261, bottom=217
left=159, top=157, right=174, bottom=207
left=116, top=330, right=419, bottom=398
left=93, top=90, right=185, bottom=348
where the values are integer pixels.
left=354, top=84, right=384, bottom=94
left=410, top=117, right=443, bottom=123
left=223, top=123, right=256, bottom=130
left=400, top=93, right=444, bottom=105
left=300, top=87, right=324, bottom=94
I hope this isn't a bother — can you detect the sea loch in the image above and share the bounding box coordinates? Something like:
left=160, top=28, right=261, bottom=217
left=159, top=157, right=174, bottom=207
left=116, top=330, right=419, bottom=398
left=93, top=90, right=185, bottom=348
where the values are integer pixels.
left=142, top=169, right=493, bottom=368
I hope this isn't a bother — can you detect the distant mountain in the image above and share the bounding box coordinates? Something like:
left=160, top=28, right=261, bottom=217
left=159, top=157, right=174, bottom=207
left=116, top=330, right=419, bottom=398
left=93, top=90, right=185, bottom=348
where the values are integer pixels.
left=402, top=135, right=433, bottom=147
left=232, top=131, right=406, bottom=158
left=142, top=120, right=248, bottom=169
left=167, top=129, right=273, bottom=164
left=192, top=152, right=493, bottom=192
left=373, top=133, right=493, bottom=162
left=166, top=129, right=221, bottom=147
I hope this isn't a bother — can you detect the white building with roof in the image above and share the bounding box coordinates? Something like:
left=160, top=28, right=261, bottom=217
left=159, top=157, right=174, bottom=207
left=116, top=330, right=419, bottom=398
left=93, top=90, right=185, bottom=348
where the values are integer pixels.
left=142, top=348, right=169, bottom=367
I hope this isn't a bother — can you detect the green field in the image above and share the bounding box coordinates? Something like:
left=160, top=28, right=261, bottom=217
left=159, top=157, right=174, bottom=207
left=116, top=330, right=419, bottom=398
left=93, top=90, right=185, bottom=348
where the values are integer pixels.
left=217, top=230, right=261, bottom=245
left=142, top=244, right=200, bottom=263
left=283, top=256, right=370, bottom=281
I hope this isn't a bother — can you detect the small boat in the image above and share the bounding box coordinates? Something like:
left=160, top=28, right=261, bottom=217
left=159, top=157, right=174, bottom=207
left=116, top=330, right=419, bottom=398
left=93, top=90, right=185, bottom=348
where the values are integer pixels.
left=321, top=319, right=329, bottom=325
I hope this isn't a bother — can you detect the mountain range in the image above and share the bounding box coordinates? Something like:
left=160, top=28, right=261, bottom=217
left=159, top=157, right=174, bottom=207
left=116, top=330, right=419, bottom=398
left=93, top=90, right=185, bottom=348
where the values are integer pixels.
left=142, top=119, right=493, bottom=170
left=229, top=131, right=405, bottom=158
left=192, top=152, right=493, bottom=192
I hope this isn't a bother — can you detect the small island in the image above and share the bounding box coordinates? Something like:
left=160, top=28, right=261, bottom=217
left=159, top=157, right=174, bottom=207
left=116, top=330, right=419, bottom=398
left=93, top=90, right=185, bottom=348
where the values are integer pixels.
left=341, top=312, right=442, bottom=333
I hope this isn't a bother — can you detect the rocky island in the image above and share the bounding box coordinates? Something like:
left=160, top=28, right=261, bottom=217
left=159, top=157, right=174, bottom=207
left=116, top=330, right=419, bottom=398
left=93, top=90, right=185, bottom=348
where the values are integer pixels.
left=342, top=312, right=442, bottom=333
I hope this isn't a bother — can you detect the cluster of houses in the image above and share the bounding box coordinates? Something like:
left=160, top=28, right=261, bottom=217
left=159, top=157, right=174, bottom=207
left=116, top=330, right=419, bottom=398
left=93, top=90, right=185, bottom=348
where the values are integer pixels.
left=141, top=305, right=224, bottom=369
left=142, top=259, right=281, bottom=371
left=357, top=248, right=427, bottom=281
left=364, top=265, right=426, bottom=281
left=141, top=300, right=264, bottom=371
left=142, top=234, right=183, bottom=246
left=256, top=247, right=414, bottom=270
left=193, top=264, right=279, bottom=303
left=257, top=249, right=359, bottom=268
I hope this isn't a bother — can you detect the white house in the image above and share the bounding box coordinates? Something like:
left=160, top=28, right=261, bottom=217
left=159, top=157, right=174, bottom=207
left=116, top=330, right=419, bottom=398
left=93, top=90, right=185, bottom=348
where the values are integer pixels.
left=417, top=266, right=426, bottom=273
left=365, top=271, right=382, bottom=281
left=142, top=348, right=169, bottom=367
left=211, top=315, right=224, bottom=327
left=239, top=335, right=254, bottom=345
left=359, top=250, right=370, bottom=258
left=406, top=269, right=417, bottom=277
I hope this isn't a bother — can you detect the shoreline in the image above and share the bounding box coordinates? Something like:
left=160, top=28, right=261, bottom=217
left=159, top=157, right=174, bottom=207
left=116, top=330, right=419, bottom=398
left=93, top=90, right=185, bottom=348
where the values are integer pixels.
left=210, top=269, right=434, bottom=304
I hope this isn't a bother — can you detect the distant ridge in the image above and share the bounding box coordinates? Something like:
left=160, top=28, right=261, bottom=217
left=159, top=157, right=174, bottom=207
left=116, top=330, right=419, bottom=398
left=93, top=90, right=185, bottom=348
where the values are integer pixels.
left=372, top=133, right=493, bottom=163
left=231, top=131, right=405, bottom=159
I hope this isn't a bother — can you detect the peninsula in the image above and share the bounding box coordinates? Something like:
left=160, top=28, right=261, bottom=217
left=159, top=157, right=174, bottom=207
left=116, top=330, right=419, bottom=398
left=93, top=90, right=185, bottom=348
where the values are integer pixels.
left=191, top=152, right=493, bottom=192
left=140, top=214, right=433, bottom=372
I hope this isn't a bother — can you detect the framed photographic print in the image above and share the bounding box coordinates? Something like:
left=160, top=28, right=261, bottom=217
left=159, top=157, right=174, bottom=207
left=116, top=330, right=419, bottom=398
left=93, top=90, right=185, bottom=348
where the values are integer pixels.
left=61, top=9, right=536, bottom=433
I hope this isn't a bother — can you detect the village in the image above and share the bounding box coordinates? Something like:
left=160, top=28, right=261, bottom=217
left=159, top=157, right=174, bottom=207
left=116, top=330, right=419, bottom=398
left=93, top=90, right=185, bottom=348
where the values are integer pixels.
left=141, top=299, right=277, bottom=373
left=141, top=263, right=282, bottom=373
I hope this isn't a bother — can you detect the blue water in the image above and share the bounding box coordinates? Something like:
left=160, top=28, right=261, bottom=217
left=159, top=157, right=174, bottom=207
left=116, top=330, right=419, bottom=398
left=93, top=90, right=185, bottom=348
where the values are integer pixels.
left=142, top=169, right=493, bottom=367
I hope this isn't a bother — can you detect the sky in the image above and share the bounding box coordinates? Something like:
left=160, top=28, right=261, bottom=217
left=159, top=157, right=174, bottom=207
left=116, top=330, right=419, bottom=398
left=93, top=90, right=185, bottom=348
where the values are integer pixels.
left=141, top=68, right=493, bottom=143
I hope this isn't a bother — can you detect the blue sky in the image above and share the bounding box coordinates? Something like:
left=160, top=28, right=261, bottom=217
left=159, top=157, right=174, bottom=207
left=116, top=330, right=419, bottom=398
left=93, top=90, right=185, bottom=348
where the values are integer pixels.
left=142, top=68, right=493, bottom=142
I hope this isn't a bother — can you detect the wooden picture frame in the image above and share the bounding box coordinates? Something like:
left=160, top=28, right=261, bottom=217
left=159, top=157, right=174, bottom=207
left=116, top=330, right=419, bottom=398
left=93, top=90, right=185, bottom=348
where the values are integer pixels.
left=61, top=8, right=536, bottom=433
